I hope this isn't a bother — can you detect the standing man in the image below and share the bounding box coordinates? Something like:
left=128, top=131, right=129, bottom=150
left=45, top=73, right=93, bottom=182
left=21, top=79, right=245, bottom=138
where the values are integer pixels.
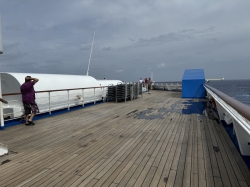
left=139, top=78, right=143, bottom=83
left=148, top=77, right=152, bottom=92
left=144, top=78, right=148, bottom=91
left=20, top=76, right=39, bottom=126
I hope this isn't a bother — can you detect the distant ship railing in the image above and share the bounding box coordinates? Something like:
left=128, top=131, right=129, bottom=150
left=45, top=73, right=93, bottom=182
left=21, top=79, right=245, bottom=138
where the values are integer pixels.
left=0, top=86, right=109, bottom=130
left=204, top=84, right=250, bottom=156
left=153, top=82, right=182, bottom=91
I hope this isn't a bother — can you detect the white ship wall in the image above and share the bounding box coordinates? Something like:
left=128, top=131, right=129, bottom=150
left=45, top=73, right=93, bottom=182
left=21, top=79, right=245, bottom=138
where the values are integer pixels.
left=0, top=73, right=121, bottom=118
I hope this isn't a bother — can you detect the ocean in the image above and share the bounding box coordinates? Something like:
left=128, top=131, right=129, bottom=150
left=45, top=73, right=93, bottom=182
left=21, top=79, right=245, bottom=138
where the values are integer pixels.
left=155, top=80, right=250, bottom=107
left=208, top=79, right=250, bottom=107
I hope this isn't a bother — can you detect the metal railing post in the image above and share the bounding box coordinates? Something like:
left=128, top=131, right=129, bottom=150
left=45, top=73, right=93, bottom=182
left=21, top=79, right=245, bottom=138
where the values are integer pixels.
left=94, top=88, right=96, bottom=104
left=1, top=85, right=109, bottom=127
left=0, top=74, right=4, bottom=129
left=48, top=92, right=51, bottom=114
left=125, top=84, right=127, bottom=102
left=103, top=87, right=105, bottom=102
left=116, top=85, right=118, bottom=102
left=82, top=89, right=84, bottom=107
left=141, top=83, right=143, bottom=97
left=67, top=90, right=70, bottom=110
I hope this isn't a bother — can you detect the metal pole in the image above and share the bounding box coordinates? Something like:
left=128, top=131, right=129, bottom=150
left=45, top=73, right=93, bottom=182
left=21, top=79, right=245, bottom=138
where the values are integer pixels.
left=48, top=92, right=51, bottom=114
left=82, top=89, right=84, bottom=107
left=103, top=87, right=105, bottom=102
left=86, top=31, right=95, bottom=76
left=94, top=88, right=96, bottom=104
left=116, top=85, right=118, bottom=103
left=130, top=84, right=133, bottom=101
left=0, top=74, right=4, bottom=129
left=67, top=90, right=70, bottom=110
left=0, top=13, right=3, bottom=54
left=0, top=16, right=4, bottom=129
left=125, top=84, right=127, bottom=103
left=141, top=83, right=143, bottom=97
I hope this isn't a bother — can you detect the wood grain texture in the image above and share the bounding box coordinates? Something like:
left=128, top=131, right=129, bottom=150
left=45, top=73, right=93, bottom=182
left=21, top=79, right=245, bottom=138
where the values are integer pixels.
left=0, top=90, right=249, bottom=187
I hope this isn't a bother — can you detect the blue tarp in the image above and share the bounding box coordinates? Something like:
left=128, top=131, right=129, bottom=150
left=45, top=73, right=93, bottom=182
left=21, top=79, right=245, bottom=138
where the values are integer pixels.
left=182, top=69, right=206, bottom=98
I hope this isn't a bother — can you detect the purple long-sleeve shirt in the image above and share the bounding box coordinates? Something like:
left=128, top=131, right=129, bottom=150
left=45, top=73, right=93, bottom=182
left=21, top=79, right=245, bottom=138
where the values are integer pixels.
left=20, top=81, right=36, bottom=104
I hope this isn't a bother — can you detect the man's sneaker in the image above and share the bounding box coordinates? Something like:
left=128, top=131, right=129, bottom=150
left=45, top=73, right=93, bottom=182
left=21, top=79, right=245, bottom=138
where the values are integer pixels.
left=28, top=121, right=35, bottom=125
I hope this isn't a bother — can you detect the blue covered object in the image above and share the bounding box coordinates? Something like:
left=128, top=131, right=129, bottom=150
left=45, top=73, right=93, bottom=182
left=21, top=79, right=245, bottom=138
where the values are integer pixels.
left=182, top=69, right=206, bottom=98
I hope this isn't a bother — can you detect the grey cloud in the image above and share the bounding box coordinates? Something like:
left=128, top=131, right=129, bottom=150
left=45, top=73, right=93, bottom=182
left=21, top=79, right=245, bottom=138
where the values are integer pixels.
left=80, top=46, right=91, bottom=51
left=122, top=27, right=217, bottom=49
left=102, top=47, right=112, bottom=51
left=39, top=59, right=63, bottom=69
left=4, top=42, right=20, bottom=50
left=157, top=63, right=166, bottom=68
left=0, top=52, right=28, bottom=61
left=208, top=38, right=218, bottom=42
left=166, top=51, right=174, bottom=55
left=115, top=70, right=124, bottom=73
left=0, top=0, right=250, bottom=81
left=1, top=61, right=39, bottom=73
left=129, top=38, right=135, bottom=42
left=45, top=59, right=62, bottom=65
left=179, top=29, right=195, bottom=33
left=4, top=24, right=23, bottom=31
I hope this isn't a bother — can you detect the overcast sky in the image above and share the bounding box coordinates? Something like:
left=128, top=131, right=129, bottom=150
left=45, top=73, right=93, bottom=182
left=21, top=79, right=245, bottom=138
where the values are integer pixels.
left=0, top=0, right=250, bottom=81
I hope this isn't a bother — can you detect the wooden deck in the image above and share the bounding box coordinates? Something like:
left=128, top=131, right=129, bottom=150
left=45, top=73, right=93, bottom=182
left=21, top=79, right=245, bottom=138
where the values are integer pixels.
left=0, top=90, right=250, bottom=187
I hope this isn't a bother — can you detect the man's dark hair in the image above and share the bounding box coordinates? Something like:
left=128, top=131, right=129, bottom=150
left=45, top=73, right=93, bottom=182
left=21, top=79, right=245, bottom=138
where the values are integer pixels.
left=25, top=76, right=31, bottom=82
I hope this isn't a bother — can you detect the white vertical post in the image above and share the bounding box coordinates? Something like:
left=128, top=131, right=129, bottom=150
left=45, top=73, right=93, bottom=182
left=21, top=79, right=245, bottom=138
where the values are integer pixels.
left=0, top=13, right=3, bottom=54
left=48, top=92, right=51, bottom=114
left=94, top=88, right=96, bottom=104
left=82, top=89, right=84, bottom=107
left=140, top=83, right=143, bottom=97
left=67, top=90, right=70, bottom=110
left=0, top=15, right=4, bottom=129
left=103, top=87, right=105, bottom=102
left=0, top=74, right=4, bottom=129
left=125, top=84, right=127, bottom=103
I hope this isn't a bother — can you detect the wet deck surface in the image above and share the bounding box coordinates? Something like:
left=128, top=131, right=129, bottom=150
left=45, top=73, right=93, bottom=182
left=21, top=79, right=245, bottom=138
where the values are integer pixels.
left=0, top=90, right=250, bottom=187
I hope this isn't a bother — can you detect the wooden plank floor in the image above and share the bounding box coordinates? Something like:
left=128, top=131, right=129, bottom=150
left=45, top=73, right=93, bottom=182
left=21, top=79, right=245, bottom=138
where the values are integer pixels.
left=0, top=90, right=250, bottom=187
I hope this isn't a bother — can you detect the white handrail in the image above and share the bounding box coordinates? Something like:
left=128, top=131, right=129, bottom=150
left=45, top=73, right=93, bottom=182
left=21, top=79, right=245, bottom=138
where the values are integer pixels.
left=204, top=86, right=250, bottom=156
left=0, top=86, right=108, bottom=130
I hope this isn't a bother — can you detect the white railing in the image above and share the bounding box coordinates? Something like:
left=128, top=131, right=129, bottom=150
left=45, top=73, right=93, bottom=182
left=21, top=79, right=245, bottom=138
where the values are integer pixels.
left=0, top=86, right=108, bottom=130
left=153, top=82, right=182, bottom=91
left=204, top=84, right=250, bottom=156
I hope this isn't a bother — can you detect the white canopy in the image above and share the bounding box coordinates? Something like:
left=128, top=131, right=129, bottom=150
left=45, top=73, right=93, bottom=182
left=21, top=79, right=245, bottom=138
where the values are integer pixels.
left=1, top=72, right=100, bottom=93
left=0, top=72, right=121, bottom=118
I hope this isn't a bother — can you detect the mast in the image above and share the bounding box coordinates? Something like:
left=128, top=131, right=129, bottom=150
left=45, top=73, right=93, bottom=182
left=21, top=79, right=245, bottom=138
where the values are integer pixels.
left=0, top=14, right=4, bottom=128
left=0, top=13, right=3, bottom=54
left=86, top=31, right=95, bottom=76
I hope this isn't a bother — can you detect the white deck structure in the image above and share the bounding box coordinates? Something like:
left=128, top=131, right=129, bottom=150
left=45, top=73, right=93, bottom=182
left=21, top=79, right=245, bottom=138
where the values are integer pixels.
left=0, top=72, right=121, bottom=121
